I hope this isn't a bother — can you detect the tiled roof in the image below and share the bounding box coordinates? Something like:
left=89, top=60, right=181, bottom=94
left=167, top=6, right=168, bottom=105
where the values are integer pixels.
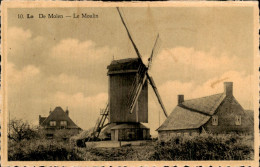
left=181, top=93, right=226, bottom=115
left=157, top=106, right=210, bottom=131
left=157, top=93, right=227, bottom=131
left=41, top=106, right=81, bottom=129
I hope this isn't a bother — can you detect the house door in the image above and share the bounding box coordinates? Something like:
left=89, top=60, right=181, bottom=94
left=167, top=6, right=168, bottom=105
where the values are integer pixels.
left=143, top=129, right=146, bottom=139
left=115, top=129, right=119, bottom=141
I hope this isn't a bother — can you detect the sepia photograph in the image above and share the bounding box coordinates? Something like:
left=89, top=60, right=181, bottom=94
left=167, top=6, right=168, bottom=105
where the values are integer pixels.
left=1, top=1, right=259, bottom=166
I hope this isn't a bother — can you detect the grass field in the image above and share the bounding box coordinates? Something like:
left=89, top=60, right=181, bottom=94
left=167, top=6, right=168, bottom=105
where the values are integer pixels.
left=8, top=133, right=254, bottom=161
left=79, top=142, right=156, bottom=161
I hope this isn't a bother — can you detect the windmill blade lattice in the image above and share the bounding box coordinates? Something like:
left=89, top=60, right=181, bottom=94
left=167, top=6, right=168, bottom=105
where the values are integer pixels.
left=117, top=7, right=167, bottom=117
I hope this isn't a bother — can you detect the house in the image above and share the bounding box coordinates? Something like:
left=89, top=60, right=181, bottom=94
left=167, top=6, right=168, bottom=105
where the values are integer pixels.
left=39, top=106, right=82, bottom=139
left=157, top=82, right=253, bottom=141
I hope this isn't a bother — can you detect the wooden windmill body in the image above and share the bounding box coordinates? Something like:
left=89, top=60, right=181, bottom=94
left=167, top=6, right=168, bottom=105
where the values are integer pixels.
left=107, top=58, right=148, bottom=123
left=107, top=58, right=150, bottom=141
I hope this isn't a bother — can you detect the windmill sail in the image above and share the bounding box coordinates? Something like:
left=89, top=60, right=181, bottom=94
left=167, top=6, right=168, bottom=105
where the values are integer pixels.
left=146, top=74, right=168, bottom=117
left=127, top=33, right=159, bottom=114
left=147, top=34, right=160, bottom=69
left=117, top=7, right=168, bottom=118
left=116, top=7, right=143, bottom=61
left=128, top=72, right=147, bottom=114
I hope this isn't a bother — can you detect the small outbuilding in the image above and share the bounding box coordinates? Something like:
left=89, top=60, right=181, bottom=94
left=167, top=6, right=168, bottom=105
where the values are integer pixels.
left=157, top=82, right=253, bottom=141
left=110, top=123, right=150, bottom=141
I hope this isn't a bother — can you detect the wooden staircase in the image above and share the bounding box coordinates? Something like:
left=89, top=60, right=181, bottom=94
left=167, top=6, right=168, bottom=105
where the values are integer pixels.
left=91, top=103, right=109, bottom=140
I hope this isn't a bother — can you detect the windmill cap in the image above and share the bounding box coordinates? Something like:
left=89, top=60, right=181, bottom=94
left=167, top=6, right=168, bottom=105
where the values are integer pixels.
left=107, top=58, right=144, bottom=74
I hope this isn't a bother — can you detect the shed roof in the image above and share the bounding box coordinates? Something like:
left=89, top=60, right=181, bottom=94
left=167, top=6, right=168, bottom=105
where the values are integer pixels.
left=181, top=93, right=225, bottom=115
left=111, top=123, right=148, bottom=130
left=41, top=106, right=81, bottom=129
left=157, top=106, right=210, bottom=131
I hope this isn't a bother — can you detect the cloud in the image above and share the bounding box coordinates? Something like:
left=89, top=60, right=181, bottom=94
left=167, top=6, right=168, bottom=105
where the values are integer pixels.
left=46, top=73, right=106, bottom=96
left=158, top=47, right=238, bottom=70
left=7, top=27, right=49, bottom=70
left=7, top=63, right=40, bottom=84
left=150, top=46, right=246, bottom=85
left=7, top=27, right=115, bottom=83
left=8, top=27, right=32, bottom=42
left=7, top=27, right=114, bottom=94
left=48, top=38, right=116, bottom=79
left=51, top=39, right=110, bottom=61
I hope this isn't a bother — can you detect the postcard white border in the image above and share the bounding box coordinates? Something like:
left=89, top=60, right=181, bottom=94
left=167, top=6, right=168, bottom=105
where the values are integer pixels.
left=1, top=1, right=259, bottom=166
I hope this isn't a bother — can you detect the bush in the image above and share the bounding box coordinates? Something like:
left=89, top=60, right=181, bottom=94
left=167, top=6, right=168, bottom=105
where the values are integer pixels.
left=7, top=119, right=86, bottom=161
left=8, top=119, right=40, bottom=142
left=54, top=129, right=79, bottom=142
left=8, top=139, right=85, bottom=161
left=151, top=134, right=253, bottom=160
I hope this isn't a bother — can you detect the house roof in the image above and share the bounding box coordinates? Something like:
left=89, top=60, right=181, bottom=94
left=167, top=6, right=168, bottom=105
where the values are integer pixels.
left=41, top=106, right=81, bottom=129
left=39, top=116, right=47, bottom=125
left=157, top=106, right=210, bottom=131
left=181, top=93, right=225, bottom=115
left=244, top=110, right=254, bottom=123
left=157, top=93, right=226, bottom=131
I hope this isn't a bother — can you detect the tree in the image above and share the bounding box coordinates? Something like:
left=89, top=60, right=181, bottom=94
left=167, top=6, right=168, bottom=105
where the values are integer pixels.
left=8, top=119, right=38, bottom=142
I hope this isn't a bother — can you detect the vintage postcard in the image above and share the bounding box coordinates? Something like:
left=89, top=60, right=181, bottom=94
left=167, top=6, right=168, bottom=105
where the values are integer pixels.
left=1, top=1, right=259, bottom=166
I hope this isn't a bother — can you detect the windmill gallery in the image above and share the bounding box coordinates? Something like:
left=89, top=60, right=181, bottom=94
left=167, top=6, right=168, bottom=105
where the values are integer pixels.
left=38, top=8, right=253, bottom=145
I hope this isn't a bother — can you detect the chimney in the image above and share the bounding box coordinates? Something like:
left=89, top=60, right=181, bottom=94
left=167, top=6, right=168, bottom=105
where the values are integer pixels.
left=66, top=107, right=69, bottom=116
left=178, top=95, right=184, bottom=105
left=224, top=82, right=233, bottom=96
left=49, top=108, right=52, bottom=114
left=39, top=115, right=41, bottom=125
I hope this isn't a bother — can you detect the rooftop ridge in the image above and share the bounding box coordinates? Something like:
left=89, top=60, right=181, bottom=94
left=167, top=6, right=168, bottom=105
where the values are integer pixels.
left=178, top=104, right=212, bottom=116
left=181, top=93, right=226, bottom=115
left=182, top=93, right=226, bottom=115
left=182, top=93, right=224, bottom=102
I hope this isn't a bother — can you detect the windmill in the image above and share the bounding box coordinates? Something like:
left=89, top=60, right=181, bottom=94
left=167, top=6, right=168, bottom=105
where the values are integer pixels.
left=91, top=7, right=168, bottom=141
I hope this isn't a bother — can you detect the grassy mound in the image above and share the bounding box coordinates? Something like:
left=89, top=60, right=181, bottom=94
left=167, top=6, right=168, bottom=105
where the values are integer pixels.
left=151, top=134, right=254, bottom=160
left=8, top=139, right=85, bottom=161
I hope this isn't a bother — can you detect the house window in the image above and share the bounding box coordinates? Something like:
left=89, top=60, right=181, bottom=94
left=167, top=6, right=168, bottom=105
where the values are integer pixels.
left=60, top=121, right=67, bottom=129
left=60, top=121, right=67, bottom=126
left=212, top=116, right=218, bottom=126
left=49, top=121, right=56, bottom=126
left=235, top=115, right=241, bottom=125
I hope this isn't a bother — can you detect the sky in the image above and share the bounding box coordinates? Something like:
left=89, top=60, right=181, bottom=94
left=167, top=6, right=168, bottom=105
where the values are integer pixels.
left=6, top=6, right=255, bottom=136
